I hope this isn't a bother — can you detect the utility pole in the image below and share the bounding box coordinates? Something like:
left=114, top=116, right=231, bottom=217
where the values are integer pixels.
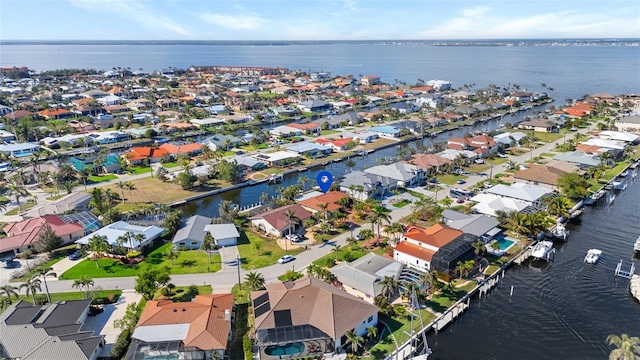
left=236, top=254, right=242, bottom=290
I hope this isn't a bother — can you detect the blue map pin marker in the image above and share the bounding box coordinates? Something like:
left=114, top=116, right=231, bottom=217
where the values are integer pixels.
left=316, top=171, right=333, bottom=194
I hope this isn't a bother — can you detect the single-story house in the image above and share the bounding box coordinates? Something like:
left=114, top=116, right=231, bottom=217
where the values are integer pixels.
left=159, top=142, right=203, bottom=156
left=75, top=221, right=164, bottom=251
left=172, top=215, right=212, bottom=250
left=485, top=183, right=550, bottom=205
left=122, top=147, right=170, bottom=165
left=251, top=276, right=379, bottom=354
left=517, top=118, right=554, bottom=132
left=551, top=151, right=601, bottom=168
left=370, top=126, right=401, bottom=138
left=469, top=193, right=530, bottom=217
left=598, top=130, right=638, bottom=144
left=204, top=223, right=240, bottom=247
left=201, top=134, right=244, bottom=151
left=228, top=155, right=265, bottom=172
left=21, top=192, right=92, bottom=219
left=442, top=209, right=501, bottom=241
left=285, top=142, right=332, bottom=158
left=249, top=204, right=312, bottom=237
left=513, top=163, right=569, bottom=190
left=296, top=100, right=331, bottom=112
left=253, top=151, right=300, bottom=167
left=364, top=162, right=425, bottom=188
left=330, top=253, right=403, bottom=303
left=1, top=215, right=85, bottom=255
left=408, top=153, right=451, bottom=172
left=0, top=142, right=40, bottom=158
left=269, top=125, right=303, bottom=137
left=615, top=115, right=640, bottom=132
left=190, top=117, right=227, bottom=128
left=298, top=191, right=349, bottom=215
left=128, top=294, right=234, bottom=360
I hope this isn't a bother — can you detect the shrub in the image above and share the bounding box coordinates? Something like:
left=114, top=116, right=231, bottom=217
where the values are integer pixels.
left=17, top=250, right=33, bottom=259
left=109, top=328, right=132, bottom=359
left=34, top=294, right=48, bottom=305
left=126, top=251, right=141, bottom=258
left=188, top=284, right=199, bottom=296
left=341, top=252, right=356, bottom=262
left=242, top=334, right=253, bottom=360
left=324, top=258, right=336, bottom=267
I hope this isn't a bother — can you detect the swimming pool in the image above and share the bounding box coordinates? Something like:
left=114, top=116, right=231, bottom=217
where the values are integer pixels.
left=264, top=342, right=306, bottom=356
left=495, top=238, right=515, bottom=251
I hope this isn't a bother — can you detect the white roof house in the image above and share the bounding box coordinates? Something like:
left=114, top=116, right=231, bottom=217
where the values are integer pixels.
left=75, top=221, right=164, bottom=250
left=485, top=183, right=550, bottom=204
left=190, top=117, right=227, bottom=127
left=580, top=138, right=626, bottom=151
left=436, top=149, right=478, bottom=161
left=598, top=130, right=638, bottom=143
left=470, top=193, right=529, bottom=217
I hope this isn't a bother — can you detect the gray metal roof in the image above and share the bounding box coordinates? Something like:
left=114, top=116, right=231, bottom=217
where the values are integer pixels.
left=205, top=223, right=240, bottom=240
left=330, top=253, right=403, bottom=298
left=442, top=210, right=500, bottom=237
left=172, top=215, right=212, bottom=244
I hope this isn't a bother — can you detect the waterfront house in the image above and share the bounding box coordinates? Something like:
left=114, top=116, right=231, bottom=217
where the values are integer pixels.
left=285, top=122, right=322, bottom=135
left=469, top=193, right=530, bottom=217
left=38, top=108, right=73, bottom=120
left=0, top=215, right=85, bottom=256
left=551, top=151, right=601, bottom=168
left=0, top=129, right=17, bottom=142
left=364, top=162, right=425, bottom=188
left=201, top=134, right=244, bottom=151
left=75, top=221, right=164, bottom=251
left=407, top=153, right=451, bottom=172
left=388, top=101, right=418, bottom=114
left=251, top=276, right=379, bottom=356
left=315, top=137, right=353, bottom=152
left=172, top=215, right=212, bottom=250
left=285, top=142, right=333, bottom=158
left=269, top=125, right=303, bottom=137
left=416, top=93, right=444, bottom=108
left=513, top=163, right=571, bottom=190
left=253, top=151, right=300, bottom=168
left=361, top=75, right=381, bottom=85
left=393, top=224, right=462, bottom=273
left=441, top=209, right=501, bottom=241
left=485, top=183, right=551, bottom=206
left=339, top=170, right=395, bottom=201
left=507, top=91, right=532, bottom=103
left=0, top=299, right=104, bottom=360
left=370, top=125, right=401, bottom=138
left=249, top=204, right=312, bottom=237
left=330, top=253, right=403, bottom=304
left=426, top=80, right=452, bottom=90
left=298, top=191, right=349, bottom=216
left=189, top=117, right=227, bottom=128
left=228, top=155, right=265, bottom=172
left=122, top=146, right=169, bottom=165
left=128, top=294, right=234, bottom=360
left=314, top=116, right=343, bottom=129
left=517, top=118, right=554, bottom=132
left=329, top=111, right=362, bottom=125
left=159, top=142, right=203, bottom=157
left=597, top=130, right=639, bottom=144
left=204, top=223, right=240, bottom=247
left=436, top=149, right=478, bottom=162
left=296, top=100, right=331, bottom=113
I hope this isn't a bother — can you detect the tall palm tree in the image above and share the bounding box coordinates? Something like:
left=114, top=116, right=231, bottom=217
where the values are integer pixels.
left=471, top=239, right=487, bottom=258
left=89, top=235, right=109, bottom=268
left=332, top=244, right=341, bottom=261
left=417, top=272, right=434, bottom=296
left=116, top=181, right=127, bottom=204
left=0, top=285, right=19, bottom=304
left=6, top=182, right=28, bottom=211
left=318, top=202, right=330, bottom=223
left=344, top=329, right=364, bottom=354
left=366, top=325, right=378, bottom=345
left=20, top=276, right=42, bottom=304
left=284, top=209, right=299, bottom=238
left=298, top=176, right=309, bottom=191
left=72, top=275, right=95, bottom=299
left=245, top=271, right=265, bottom=291
left=35, top=267, right=57, bottom=304
left=133, top=233, right=146, bottom=251
left=379, top=276, right=398, bottom=301
left=125, top=181, right=137, bottom=206
left=607, top=333, right=640, bottom=360
left=368, top=205, right=391, bottom=246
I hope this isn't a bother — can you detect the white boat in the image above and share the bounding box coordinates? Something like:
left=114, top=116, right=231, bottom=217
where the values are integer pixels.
left=531, top=240, right=554, bottom=261
left=584, top=249, right=602, bottom=264
left=620, top=169, right=629, bottom=178
left=613, top=178, right=625, bottom=190
left=550, top=223, right=569, bottom=241
left=609, top=193, right=616, bottom=205
left=634, top=236, right=640, bottom=253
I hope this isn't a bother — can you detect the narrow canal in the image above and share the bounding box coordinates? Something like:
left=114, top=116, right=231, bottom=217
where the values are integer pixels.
left=182, top=108, right=536, bottom=217
left=426, top=176, right=640, bottom=360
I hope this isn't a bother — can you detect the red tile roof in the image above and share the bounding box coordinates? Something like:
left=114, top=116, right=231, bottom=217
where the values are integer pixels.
left=286, top=122, right=320, bottom=131
left=404, top=224, right=462, bottom=248
left=123, top=147, right=169, bottom=161
left=394, top=241, right=437, bottom=262
left=159, top=142, right=203, bottom=155
left=299, top=191, right=348, bottom=213
left=0, top=215, right=83, bottom=253
left=136, top=294, right=234, bottom=351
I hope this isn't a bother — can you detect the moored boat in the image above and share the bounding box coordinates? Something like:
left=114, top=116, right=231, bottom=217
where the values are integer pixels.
left=550, top=223, right=569, bottom=241
left=584, top=249, right=602, bottom=264
left=531, top=240, right=554, bottom=261
left=634, top=235, right=640, bottom=253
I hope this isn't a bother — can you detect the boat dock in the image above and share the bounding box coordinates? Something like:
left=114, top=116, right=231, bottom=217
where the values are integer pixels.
left=630, top=275, right=640, bottom=303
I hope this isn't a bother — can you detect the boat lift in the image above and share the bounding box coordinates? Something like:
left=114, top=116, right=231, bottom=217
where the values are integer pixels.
left=614, top=260, right=636, bottom=279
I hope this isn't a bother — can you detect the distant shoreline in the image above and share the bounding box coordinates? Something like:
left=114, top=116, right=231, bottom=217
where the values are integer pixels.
left=1, top=38, right=639, bottom=47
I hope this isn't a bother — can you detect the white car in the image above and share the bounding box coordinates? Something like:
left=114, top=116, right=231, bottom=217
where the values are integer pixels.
left=285, top=234, right=300, bottom=242
left=278, top=255, right=295, bottom=264
left=497, top=153, right=508, bottom=158
left=474, top=158, right=485, bottom=164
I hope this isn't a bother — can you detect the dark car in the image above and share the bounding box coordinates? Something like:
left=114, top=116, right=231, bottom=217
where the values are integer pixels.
left=69, top=251, right=81, bottom=261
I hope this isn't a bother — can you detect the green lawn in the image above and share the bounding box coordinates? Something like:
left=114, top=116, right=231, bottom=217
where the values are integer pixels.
left=540, top=152, right=557, bottom=158
left=601, top=162, right=631, bottom=181
left=312, top=245, right=370, bottom=268
left=237, top=231, right=304, bottom=270
left=0, top=290, right=122, bottom=315
left=162, top=161, right=180, bottom=168
left=10, top=252, right=69, bottom=283
left=4, top=202, right=37, bottom=215
left=367, top=309, right=436, bottom=359
left=405, top=189, right=427, bottom=199
left=261, top=168, right=283, bottom=175
left=425, top=282, right=476, bottom=313
left=59, top=243, right=221, bottom=279
left=153, top=285, right=212, bottom=301
left=127, top=166, right=153, bottom=175
left=392, top=200, right=411, bottom=208
left=320, top=129, right=341, bottom=135
left=486, top=158, right=507, bottom=165
left=88, top=174, right=118, bottom=183
left=436, top=174, right=467, bottom=185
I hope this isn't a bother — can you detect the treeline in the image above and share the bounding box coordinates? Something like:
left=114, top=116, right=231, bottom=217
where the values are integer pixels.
left=40, top=69, right=101, bottom=77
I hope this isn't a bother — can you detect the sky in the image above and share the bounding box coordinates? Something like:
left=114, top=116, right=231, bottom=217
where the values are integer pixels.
left=1, top=0, right=639, bottom=40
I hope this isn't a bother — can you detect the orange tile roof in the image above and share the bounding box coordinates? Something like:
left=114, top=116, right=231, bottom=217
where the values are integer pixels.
left=286, top=122, right=320, bottom=131
left=124, top=147, right=169, bottom=161
left=299, top=191, right=348, bottom=213
left=404, top=224, right=462, bottom=248
left=408, top=153, right=451, bottom=169
left=394, top=241, right=437, bottom=262
left=38, top=108, right=71, bottom=117
left=159, top=142, right=203, bottom=155
left=137, top=294, right=234, bottom=351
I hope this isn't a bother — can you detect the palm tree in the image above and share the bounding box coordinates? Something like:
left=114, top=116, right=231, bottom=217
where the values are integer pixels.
left=20, top=275, right=42, bottom=304
left=116, top=181, right=127, bottom=204
left=344, top=329, right=364, bottom=354
left=379, top=275, right=398, bottom=301
left=133, top=233, right=146, bottom=251
left=417, top=272, right=434, bottom=296
left=346, top=236, right=358, bottom=250
left=368, top=205, right=391, bottom=246
left=606, top=333, right=640, bottom=360
left=35, top=267, right=57, bottom=304
left=366, top=325, right=378, bottom=345
left=89, top=235, right=109, bottom=268
left=0, top=285, right=19, bottom=304
left=332, top=244, right=341, bottom=261
left=471, top=239, right=487, bottom=258
left=284, top=209, right=299, bottom=238
left=72, top=275, right=95, bottom=299
left=6, top=182, right=28, bottom=211
left=298, top=176, right=309, bottom=191
left=125, top=181, right=136, bottom=205
left=440, top=197, right=454, bottom=208
left=542, top=195, right=572, bottom=218
left=359, top=229, right=374, bottom=249
left=166, top=248, right=180, bottom=266
left=245, top=271, right=265, bottom=291
left=318, top=202, right=330, bottom=223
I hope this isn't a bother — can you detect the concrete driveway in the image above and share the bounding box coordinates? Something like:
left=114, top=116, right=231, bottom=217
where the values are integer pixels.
left=81, top=289, right=142, bottom=357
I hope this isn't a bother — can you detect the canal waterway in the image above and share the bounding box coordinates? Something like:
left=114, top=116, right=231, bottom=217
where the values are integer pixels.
left=181, top=109, right=534, bottom=217
left=426, top=176, right=640, bottom=360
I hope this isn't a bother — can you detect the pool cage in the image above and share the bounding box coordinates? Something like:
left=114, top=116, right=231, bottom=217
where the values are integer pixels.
left=430, top=233, right=476, bottom=275
left=125, top=340, right=209, bottom=360
left=256, top=324, right=333, bottom=347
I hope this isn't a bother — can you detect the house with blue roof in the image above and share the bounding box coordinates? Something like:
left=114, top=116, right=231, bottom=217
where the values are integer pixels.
left=370, top=126, right=401, bottom=138
left=67, top=155, right=121, bottom=174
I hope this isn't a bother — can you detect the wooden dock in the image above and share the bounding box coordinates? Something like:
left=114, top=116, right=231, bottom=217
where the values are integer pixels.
left=630, top=275, right=640, bottom=302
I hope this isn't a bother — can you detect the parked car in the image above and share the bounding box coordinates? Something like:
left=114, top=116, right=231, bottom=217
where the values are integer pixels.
left=497, top=153, right=508, bottom=158
left=278, top=255, right=295, bottom=264
left=484, top=181, right=493, bottom=188
left=474, top=158, right=485, bottom=164
left=456, top=179, right=466, bottom=185
left=285, top=234, right=300, bottom=242
left=456, top=198, right=465, bottom=204
left=69, top=251, right=81, bottom=261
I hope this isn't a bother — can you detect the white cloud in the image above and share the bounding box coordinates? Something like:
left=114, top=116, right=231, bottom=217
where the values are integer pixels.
left=461, top=6, right=490, bottom=18
left=69, top=0, right=193, bottom=37
left=199, top=13, right=265, bottom=30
